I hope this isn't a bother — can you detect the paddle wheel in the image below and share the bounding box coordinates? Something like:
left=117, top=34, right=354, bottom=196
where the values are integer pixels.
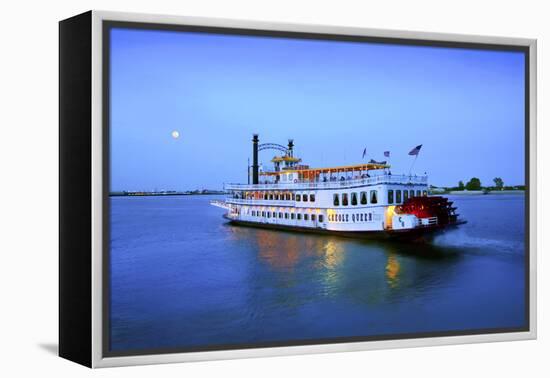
left=397, top=196, right=458, bottom=226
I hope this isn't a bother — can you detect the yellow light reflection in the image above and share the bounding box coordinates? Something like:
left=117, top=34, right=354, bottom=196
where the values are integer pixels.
left=323, top=240, right=344, bottom=270
left=385, top=254, right=401, bottom=288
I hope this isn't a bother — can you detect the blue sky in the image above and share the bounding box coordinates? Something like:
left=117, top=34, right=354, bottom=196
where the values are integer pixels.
left=110, top=28, right=525, bottom=191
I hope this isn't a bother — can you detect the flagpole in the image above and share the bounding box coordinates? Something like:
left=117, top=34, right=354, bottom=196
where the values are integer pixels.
left=409, top=154, right=418, bottom=176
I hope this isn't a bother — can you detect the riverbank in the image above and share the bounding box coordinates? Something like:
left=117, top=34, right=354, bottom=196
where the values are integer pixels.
left=110, top=191, right=226, bottom=197
left=445, top=190, right=525, bottom=195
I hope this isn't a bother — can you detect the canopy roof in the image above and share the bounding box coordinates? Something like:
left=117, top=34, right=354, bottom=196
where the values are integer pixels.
left=270, top=156, right=302, bottom=163
left=260, top=162, right=390, bottom=176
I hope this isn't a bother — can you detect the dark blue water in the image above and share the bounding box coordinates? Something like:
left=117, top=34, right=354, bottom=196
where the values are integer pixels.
left=109, top=194, right=526, bottom=353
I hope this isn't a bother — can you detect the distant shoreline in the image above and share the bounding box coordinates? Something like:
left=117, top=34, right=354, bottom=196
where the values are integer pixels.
left=110, top=189, right=524, bottom=197
left=442, top=190, right=525, bottom=195
left=110, top=191, right=226, bottom=197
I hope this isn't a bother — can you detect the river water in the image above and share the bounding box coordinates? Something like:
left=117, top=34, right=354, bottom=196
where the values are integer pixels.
left=109, top=194, right=527, bottom=354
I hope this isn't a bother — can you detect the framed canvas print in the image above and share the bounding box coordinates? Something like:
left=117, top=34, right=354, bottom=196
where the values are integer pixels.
left=59, top=10, right=537, bottom=368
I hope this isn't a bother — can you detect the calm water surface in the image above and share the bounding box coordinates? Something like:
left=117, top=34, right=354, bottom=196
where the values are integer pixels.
left=109, top=194, right=526, bottom=353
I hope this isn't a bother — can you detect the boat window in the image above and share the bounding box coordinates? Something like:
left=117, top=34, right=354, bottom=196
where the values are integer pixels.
left=338, top=214, right=342, bottom=222
left=423, top=190, right=428, bottom=196
left=285, top=213, right=289, bottom=219
left=297, top=213, right=302, bottom=220
left=410, top=190, right=415, bottom=197
left=360, top=191, right=368, bottom=205
left=312, top=214, right=316, bottom=221
left=360, top=213, right=363, bottom=221
left=319, top=215, right=324, bottom=223
left=296, top=194, right=301, bottom=202
left=286, top=193, right=291, bottom=200
left=388, top=190, right=394, bottom=204
left=403, top=190, right=409, bottom=202
left=264, top=193, right=268, bottom=200
left=352, top=214, right=355, bottom=222
left=416, top=190, right=421, bottom=197
left=279, top=212, right=283, bottom=218
left=346, top=214, right=349, bottom=222
left=333, top=194, right=340, bottom=206
left=303, top=194, right=308, bottom=202
left=267, top=212, right=271, bottom=218
left=262, top=211, right=265, bottom=217
left=342, top=193, right=349, bottom=206
left=310, top=194, right=315, bottom=202
left=369, top=213, right=372, bottom=221
left=291, top=213, right=295, bottom=219
left=351, top=192, right=358, bottom=206
left=396, top=190, right=402, bottom=203
left=273, top=211, right=276, bottom=218
left=304, top=214, right=309, bottom=220
left=370, top=190, right=378, bottom=204
left=269, top=193, right=274, bottom=200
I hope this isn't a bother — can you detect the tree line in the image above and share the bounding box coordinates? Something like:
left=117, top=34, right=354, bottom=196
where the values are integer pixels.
left=448, top=177, right=524, bottom=191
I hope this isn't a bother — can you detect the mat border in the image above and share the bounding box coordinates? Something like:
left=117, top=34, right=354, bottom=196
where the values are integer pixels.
left=90, top=10, right=537, bottom=368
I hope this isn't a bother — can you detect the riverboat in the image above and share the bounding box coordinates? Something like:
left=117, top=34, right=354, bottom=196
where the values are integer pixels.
left=211, top=135, right=465, bottom=241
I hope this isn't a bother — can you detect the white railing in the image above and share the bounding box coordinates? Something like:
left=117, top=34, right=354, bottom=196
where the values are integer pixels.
left=210, top=200, right=232, bottom=210
left=226, top=198, right=295, bottom=207
left=420, top=217, right=438, bottom=226
left=225, top=174, right=428, bottom=191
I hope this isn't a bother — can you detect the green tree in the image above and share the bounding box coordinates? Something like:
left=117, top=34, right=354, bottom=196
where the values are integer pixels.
left=493, top=177, right=504, bottom=190
left=458, top=180, right=465, bottom=190
left=465, top=177, right=482, bottom=191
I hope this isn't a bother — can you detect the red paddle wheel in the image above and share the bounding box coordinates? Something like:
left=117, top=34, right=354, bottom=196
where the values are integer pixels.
left=397, top=196, right=458, bottom=226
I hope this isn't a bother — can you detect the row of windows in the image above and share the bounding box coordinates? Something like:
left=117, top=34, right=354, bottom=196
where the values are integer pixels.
left=295, top=193, right=315, bottom=202
left=387, top=189, right=427, bottom=204
left=242, top=192, right=316, bottom=202
left=328, top=213, right=373, bottom=223
left=333, top=191, right=378, bottom=207
left=332, top=188, right=428, bottom=207
left=250, top=210, right=324, bottom=223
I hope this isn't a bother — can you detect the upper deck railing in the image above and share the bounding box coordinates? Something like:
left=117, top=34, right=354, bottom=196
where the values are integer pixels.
left=225, top=174, right=428, bottom=191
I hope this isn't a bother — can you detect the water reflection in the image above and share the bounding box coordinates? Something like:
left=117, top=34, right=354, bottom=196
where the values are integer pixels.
left=255, top=230, right=301, bottom=270
left=385, top=254, right=401, bottom=288
left=109, top=195, right=527, bottom=351
left=249, top=228, right=347, bottom=274
left=226, top=224, right=464, bottom=308
left=322, top=240, right=345, bottom=270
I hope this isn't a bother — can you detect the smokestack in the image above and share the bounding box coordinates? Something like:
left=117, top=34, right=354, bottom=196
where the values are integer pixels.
left=252, top=134, right=259, bottom=184
left=288, top=139, right=294, bottom=157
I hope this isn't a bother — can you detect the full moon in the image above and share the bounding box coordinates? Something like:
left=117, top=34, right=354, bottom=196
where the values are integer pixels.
left=171, top=130, right=180, bottom=139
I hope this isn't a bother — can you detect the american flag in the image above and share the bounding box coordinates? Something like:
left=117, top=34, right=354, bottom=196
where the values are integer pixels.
left=408, top=145, right=422, bottom=156
left=384, top=151, right=390, bottom=157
